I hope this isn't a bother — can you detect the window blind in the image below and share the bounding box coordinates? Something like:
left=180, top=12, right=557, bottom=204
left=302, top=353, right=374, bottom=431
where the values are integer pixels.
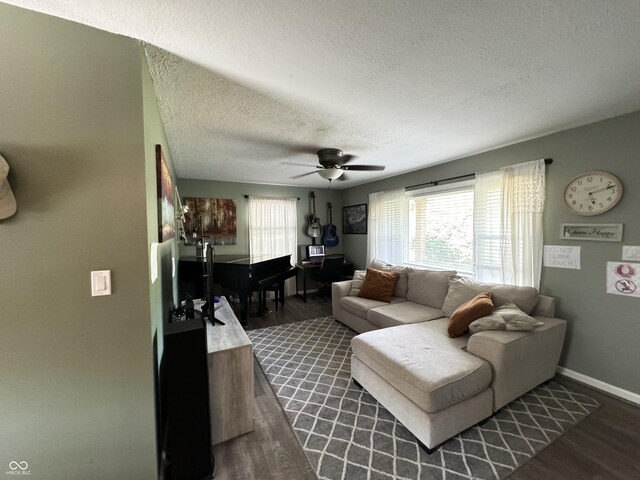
left=407, top=183, right=474, bottom=274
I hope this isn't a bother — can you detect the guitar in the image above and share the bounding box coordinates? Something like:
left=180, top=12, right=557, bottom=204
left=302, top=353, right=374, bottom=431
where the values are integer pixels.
left=305, top=191, right=322, bottom=240
left=322, top=202, right=339, bottom=247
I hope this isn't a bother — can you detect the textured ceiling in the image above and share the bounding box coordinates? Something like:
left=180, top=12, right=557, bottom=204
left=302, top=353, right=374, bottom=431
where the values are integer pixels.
left=5, top=1, right=640, bottom=188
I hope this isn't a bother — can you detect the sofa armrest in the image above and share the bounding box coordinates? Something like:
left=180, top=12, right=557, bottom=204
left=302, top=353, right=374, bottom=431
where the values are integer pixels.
left=332, top=280, right=353, bottom=298
left=332, top=281, right=352, bottom=319
left=466, top=316, right=566, bottom=411
left=332, top=281, right=353, bottom=317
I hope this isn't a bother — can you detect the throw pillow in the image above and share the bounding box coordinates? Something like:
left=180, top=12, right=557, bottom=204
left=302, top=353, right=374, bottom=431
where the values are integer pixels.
left=447, top=292, right=494, bottom=338
left=468, top=302, right=544, bottom=334
left=441, top=276, right=539, bottom=317
left=348, top=270, right=367, bottom=296
left=369, top=258, right=409, bottom=297
left=468, top=314, right=505, bottom=333
left=357, top=268, right=400, bottom=303
left=493, top=301, right=544, bottom=331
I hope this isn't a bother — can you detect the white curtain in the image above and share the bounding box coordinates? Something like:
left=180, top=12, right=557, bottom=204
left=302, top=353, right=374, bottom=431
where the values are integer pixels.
left=474, top=159, right=546, bottom=288
left=367, top=189, right=406, bottom=265
left=248, top=196, right=298, bottom=296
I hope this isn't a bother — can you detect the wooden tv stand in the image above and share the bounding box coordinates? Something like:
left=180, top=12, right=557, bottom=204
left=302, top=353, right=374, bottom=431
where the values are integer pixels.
left=206, top=297, right=254, bottom=445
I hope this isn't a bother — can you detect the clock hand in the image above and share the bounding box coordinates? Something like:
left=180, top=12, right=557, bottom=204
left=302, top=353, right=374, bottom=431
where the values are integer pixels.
left=588, top=192, right=595, bottom=205
left=589, top=185, right=615, bottom=195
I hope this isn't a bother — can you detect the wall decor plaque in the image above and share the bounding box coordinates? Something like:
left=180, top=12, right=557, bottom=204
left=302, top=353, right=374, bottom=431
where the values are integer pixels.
left=560, top=223, right=623, bottom=242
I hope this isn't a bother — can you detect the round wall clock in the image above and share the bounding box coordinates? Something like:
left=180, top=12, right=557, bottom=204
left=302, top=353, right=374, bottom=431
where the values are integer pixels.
left=563, top=170, right=623, bottom=216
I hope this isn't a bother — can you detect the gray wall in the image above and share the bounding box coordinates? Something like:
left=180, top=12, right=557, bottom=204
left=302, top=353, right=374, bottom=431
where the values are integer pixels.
left=342, top=111, right=640, bottom=395
left=0, top=4, right=156, bottom=479
left=142, top=50, right=179, bottom=366
left=177, top=179, right=347, bottom=260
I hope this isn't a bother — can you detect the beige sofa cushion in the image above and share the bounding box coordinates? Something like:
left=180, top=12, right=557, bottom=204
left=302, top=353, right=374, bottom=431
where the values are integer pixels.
left=340, top=295, right=405, bottom=318
left=367, top=302, right=445, bottom=329
left=442, top=276, right=539, bottom=317
left=369, top=259, right=409, bottom=298
left=406, top=268, right=457, bottom=308
left=352, top=323, right=491, bottom=412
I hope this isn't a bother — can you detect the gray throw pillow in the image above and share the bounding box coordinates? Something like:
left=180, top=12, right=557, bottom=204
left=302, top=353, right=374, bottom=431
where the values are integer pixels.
left=494, top=301, right=544, bottom=330
left=469, top=301, right=544, bottom=333
left=348, top=270, right=367, bottom=296
left=468, top=314, right=505, bottom=333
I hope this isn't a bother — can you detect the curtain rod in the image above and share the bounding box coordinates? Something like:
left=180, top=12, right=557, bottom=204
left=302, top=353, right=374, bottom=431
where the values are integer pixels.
left=244, top=195, right=300, bottom=200
left=405, top=158, right=553, bottom=191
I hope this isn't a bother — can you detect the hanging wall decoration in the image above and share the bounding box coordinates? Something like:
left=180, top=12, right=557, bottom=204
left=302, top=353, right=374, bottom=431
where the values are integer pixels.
left=155, top=145, right=175, bottom=242
left=183, top=197, right=237, bottom=245
left=342, top=204, right=367, bottom=234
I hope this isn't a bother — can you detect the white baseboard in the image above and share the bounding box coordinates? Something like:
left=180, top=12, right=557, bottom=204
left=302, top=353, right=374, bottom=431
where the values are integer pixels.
left=557, top=366, right=640, bottom=406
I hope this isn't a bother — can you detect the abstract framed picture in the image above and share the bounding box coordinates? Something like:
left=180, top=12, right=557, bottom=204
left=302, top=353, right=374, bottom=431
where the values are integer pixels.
left=183, top=197, right=237, bottom=245
left=342, top=204, right=367, bottom=234
left=155, top=144, right=175, bottom=242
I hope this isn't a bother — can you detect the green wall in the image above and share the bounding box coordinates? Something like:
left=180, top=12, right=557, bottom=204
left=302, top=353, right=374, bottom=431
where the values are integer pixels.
left=342, top=111, right=640, bottom=395
left=177, top=179, right=347, bottom=261
left=142, top=48, right=179, bottom=367
left=0, top=4, right=156, bottom=479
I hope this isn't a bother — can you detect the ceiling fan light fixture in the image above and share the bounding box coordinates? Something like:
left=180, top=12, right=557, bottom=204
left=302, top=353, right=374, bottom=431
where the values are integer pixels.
left=317, top=168, right=344, bottom=180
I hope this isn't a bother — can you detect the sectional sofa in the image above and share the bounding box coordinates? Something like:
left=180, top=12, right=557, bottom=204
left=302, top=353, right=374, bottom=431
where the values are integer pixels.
left=331, top=260, right=567, bottom=452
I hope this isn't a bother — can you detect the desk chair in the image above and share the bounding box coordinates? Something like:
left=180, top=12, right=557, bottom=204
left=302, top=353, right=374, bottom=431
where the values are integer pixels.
left=312, top=254, right=345, bottom=301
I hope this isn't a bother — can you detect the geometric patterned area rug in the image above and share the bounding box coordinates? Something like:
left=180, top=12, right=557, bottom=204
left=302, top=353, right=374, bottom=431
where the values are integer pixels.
left=248, top=317, right=599, bottom=480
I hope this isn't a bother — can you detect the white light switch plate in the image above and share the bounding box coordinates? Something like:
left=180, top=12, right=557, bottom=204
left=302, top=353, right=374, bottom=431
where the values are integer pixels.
left=622, top=246, right=640, bottom=261
left=91, top=270, right=112, bottom=296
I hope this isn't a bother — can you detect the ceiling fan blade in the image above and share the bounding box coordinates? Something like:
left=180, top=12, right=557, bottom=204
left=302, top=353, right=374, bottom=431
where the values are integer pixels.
left=341, top=165, right=386, bottom=171
left=337, top=172, right=349, bottom=181
left=338, top=154, right=358, bottom=165
left=290, top=170, right=318, bottom=179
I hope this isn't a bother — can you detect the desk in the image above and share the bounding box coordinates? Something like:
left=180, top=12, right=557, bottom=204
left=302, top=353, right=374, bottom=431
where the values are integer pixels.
left=295, top=261, right=354, bottom=302
left=206, top=297, right=254, bottom=445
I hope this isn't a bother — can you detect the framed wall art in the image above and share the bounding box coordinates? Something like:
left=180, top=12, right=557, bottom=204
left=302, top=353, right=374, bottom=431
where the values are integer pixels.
left=342, top=204, right=367, bottom=234
left=155, top=145, right=175, bottom=242
left=183, top=196, right=237, bottom=245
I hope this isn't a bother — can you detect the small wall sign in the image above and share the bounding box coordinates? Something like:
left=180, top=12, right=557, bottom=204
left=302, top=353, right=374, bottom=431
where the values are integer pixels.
left=543, top=245, right=581, bottom=269
left=560, top=223, right=623, bottom=242
left=607, top=261, right=640, bottom=298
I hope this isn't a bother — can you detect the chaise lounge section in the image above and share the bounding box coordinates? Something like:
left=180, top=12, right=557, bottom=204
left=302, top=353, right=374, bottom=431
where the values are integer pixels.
left=332, top=261, right=567, bottom=451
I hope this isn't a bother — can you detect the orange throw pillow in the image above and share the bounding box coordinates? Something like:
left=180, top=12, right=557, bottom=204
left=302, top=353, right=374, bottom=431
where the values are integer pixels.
left=357, top=268, right=400, bottom=303
left=447, top=292, right=494, bottom=338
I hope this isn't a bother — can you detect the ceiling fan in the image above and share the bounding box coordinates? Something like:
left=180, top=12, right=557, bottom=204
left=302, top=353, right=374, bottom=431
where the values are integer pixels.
left=291, top=149, right=385, bottom=182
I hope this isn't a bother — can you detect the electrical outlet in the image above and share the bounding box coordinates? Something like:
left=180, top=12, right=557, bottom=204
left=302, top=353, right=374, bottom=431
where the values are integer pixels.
left=622, top=246, right=640, bottom=261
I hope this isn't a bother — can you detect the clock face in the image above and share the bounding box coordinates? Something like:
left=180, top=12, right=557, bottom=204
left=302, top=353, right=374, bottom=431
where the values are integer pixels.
left=563, top=171, right=623, bottom=216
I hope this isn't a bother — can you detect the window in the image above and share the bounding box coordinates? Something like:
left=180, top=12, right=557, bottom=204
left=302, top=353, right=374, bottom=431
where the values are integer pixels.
left=247, top=196, right=298, bottom=295
left=367, top=189, right=406, bottom=266
left=407, top=181, right=475, bottom=275
left=367, top=159, right=546, bottom=288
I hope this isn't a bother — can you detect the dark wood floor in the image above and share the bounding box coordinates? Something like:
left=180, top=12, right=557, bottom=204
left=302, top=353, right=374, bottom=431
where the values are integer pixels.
left=213, top=295, right=640, bottom=480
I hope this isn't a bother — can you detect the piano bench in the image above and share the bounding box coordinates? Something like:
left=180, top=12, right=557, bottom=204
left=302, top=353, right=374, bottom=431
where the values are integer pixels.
left=257, top=267, right=298, bottom=315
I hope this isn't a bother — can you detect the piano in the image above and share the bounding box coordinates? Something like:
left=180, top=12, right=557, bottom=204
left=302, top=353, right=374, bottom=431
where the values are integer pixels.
left=178, top=254, right=293, bottom=324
